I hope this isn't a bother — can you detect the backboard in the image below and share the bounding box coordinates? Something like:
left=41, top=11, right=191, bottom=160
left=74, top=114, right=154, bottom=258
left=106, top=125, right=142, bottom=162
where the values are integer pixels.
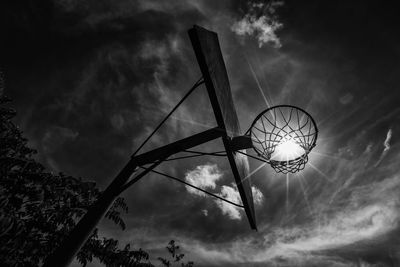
left=188, top=25, right=256, bottom=230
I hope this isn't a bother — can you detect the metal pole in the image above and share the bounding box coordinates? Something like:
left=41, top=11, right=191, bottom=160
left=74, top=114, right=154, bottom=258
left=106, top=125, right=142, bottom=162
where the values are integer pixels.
left=43, top=127, right=223, bottom=267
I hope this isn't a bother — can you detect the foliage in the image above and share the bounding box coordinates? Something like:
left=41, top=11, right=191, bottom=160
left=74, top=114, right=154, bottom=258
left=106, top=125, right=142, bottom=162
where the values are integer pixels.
left=0, top=95, right=153, bottom=266
left=158, top=240, right=194, bottom=267
left=77, top=229, right=151, bottom=267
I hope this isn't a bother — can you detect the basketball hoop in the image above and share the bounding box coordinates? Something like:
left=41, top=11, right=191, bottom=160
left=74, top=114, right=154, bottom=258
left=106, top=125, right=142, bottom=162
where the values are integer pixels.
left=45, top=26, right=317, bottom=267
left=249, top=105, right=318, bottom=174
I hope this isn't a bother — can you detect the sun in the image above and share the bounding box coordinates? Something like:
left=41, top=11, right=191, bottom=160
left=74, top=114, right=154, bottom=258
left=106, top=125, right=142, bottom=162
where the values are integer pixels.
left=271, top=137, right=305, bottom=161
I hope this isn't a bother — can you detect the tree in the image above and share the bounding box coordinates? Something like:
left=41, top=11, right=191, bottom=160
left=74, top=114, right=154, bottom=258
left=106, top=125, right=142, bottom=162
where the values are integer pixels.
left=158, top=240, right=193, bottom=267
left=1, top=95, right=176, bottom=267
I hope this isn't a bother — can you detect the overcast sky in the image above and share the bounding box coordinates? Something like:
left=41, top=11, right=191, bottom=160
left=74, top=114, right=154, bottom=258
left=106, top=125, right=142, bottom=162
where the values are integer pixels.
left=3, top=0, right=400, bottom=266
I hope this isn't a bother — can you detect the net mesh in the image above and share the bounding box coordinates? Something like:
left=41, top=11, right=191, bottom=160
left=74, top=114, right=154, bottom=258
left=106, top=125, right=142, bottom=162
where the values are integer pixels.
left=249, top=105, right=317, bottom=174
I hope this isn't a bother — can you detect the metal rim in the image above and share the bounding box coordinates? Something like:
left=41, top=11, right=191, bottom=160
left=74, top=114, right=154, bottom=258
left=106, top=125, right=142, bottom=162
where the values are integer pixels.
left=248, top=105, right=318, bottom=169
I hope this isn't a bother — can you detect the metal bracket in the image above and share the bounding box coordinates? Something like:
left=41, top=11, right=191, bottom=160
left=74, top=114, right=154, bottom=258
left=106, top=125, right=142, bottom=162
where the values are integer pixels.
left=229, top=135, right=253, bottom=151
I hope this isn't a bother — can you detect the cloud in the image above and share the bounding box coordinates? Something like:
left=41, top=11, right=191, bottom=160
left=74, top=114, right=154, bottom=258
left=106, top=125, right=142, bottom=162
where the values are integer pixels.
left=383, top=128, right=392, bottom=152
left=215, top=184, right=264, bottom=220
left=40, top=126, right=79, bottom=172
left=251, top=186, right=264, bottom=205
left=185, top=164, right=264, bottom=220
left=42, top=126, right=79, bottom=153
left=215, top=185, right=243, bottom=220
left=232, top=15, right=283, bottom=48
left=339, top=93, right=354, bottom=105
left=281, top=203, right=399, bottom=252
left=231, top=1, right=284, bottom=48
left=202, top=209, right=208, bottom=217
left=110, top=114, right=125, bottom=130
left=184, top=164, right=223, bottom=196
left=164, top=196, right=399, bottom=265
left=374, top=128, right=393, bottom=167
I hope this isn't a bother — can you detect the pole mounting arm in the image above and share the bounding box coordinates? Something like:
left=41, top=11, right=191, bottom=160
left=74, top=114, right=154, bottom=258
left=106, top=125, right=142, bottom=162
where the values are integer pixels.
left=132, top=126, right=225, bottom=166
left=228, top=135, right=253, bottom=151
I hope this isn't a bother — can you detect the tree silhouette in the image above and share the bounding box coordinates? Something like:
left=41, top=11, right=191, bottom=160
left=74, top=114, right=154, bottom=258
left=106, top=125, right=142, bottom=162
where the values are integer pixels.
left=158, top=240, right=194, bottom=267
left=1, top=96, right=193, bottom=266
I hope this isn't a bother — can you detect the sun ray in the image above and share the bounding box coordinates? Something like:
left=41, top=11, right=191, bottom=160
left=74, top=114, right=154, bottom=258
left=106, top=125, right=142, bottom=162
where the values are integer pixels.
left=297, top=173, right=314, bottom=218
left=142, top=107, right=214, bottom=129
left=286, top=173, right=290, bottom=217
left=310, top=151, right=347, bottom=161
left=307, top=162, right=334, bottom=183
left=242, top=161, right=268, bottom=181
left=169, top=114, right=214, bottom=128
left=311, top=139, right=339, bottom=147
left=244, top=54, right=275, bottom=120
left=297, top=173, right=327, bottom=232
left=317, top=109, right=342, bottom=127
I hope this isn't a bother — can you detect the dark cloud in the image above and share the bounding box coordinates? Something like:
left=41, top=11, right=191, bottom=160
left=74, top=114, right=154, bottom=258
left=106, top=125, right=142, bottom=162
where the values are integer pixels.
left=4, top=0, right=400, bottom=266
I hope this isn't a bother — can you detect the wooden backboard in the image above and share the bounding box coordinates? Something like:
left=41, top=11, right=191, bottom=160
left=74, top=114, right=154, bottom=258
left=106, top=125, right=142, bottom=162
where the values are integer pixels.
left=188, top=25, right=256, bottom=230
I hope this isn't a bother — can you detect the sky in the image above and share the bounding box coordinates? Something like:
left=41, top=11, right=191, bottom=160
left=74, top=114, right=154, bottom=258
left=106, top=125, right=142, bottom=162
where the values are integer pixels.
left=2, top=0, right=400, bottom=266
